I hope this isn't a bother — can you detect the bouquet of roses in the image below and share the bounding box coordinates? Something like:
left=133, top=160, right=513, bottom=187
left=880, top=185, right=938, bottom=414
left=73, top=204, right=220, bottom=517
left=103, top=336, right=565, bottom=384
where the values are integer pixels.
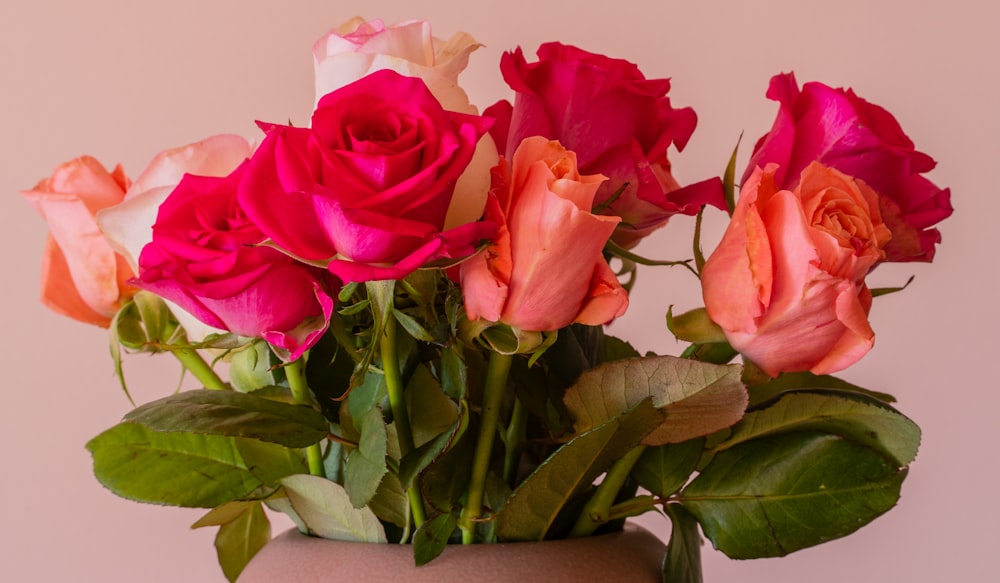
left=21, top=17, right=951, bottom=582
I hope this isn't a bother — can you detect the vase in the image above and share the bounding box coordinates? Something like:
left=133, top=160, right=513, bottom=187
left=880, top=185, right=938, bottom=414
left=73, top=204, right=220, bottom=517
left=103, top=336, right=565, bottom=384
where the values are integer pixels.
left=238, top=523, right=666, bottom=582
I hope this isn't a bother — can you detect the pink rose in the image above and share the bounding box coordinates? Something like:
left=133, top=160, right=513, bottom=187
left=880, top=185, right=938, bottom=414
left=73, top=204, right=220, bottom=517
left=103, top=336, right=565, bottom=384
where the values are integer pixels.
left=239, top=70, right=496, bottom=283
left=701, top=163, right=891, bottom=376
left=745, top=72, right=952, bottom=262
left=489, top=43, right=725, bottom=248
left=97, top=134, right=253, bottom=340
left=135, top=165, right=335, bottom=361
left=461, top=137, right=628, bottom=332
left=22, top=157, right=134, bottom=327
left=313, top=18, right=497, bottom=233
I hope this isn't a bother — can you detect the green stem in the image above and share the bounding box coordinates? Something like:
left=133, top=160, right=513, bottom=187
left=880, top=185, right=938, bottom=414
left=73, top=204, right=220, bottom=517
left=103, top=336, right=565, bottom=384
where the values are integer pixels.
left=381, top=314, right=426, bottom=528
left=502, top=397, right=528, bottom=486
left=460, top=351, right=514, bottom=543
left=172, top=347, right=228, bottom=391
left=286, top=358, right=325, bottom=478
left=568, top=445, right=647, bottom=538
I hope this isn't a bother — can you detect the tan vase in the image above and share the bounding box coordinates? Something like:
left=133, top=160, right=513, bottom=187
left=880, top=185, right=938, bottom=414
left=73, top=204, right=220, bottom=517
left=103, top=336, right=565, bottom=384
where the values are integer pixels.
left=238, top=523, right=666, bottom=582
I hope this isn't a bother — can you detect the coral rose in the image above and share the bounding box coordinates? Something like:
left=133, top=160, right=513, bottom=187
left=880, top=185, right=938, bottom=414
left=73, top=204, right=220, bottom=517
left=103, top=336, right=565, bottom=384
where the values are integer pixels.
left=461, top=137, right=628, bottom=332
left=745, top=72, right=952, bottom=262
left=22, top=157, right=134, bottom=327
left=701, top=162, right=891, bottom=376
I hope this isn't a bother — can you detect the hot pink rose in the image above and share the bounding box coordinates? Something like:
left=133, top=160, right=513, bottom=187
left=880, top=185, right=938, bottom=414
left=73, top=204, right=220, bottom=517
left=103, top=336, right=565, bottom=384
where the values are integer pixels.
left=22, top=157, right=134, bottom=327
left=461, top=137, right=628, bottom=332
left=489, top=43, right=725, bottom=248
left=239, top=69, right=496, bottom=282
left=745, top=72, right=952, bottom=262
left=135, top=165, right=335, bottom=361
left=701, top=162, right=891, bottom=376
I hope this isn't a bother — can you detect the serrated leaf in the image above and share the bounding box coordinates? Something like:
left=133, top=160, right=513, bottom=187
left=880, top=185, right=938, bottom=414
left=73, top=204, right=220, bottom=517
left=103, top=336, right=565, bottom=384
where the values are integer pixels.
left=748, top=371, right=896, bottom=407
left=712, top=392, right=919, bottom=467
left=344, top=406, right=388, bottom=508
left=213, top=501, right=271, bottom=582
left=407, top=364, right=460, bottom=447
left=413, top=512, right=458, bottom=566
left=124, top=389, right=328, bottom=447
left=369, top=469, right=408, bottom=528
left=399, top=400, right=468, bottom=490
left=632, top=438, right=704, bottom=497
left=604, top=334, right=640, bottom=362
left=440, top=344, right=468, bottom=400
left=87, top=423, right=265, bottom=507
left=664, top=504, right=704, bottom=583
left=393, top=308, right=435, bottom=342
left=496, top=400, right=664, bottom=541
left=563, top=356, right=747, bottom=445
left=682, top=432, right=905, bottom=558
left=280, top=474, right=387, bottom=543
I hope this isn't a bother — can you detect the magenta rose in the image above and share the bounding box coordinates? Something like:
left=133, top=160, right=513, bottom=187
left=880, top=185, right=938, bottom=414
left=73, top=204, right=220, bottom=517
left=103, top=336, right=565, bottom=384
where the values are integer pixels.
left=488, top=42, right=724, bottom=248
left=135, top=165, right=336, bottom=361
left=238, top=69, right=496, bottom=282
left=745, top=72, right=952, bottom=262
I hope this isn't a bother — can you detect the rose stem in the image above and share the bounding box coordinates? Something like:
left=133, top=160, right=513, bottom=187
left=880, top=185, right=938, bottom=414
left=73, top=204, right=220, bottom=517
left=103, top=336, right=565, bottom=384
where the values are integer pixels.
left=460, top=350, right=514, bottom=544
left=285, top=358, right=325, bottom=478
left=172, top=347, right=229, bottom=391
left=567, top=444, right=646, bottom=538
left=502, top=397, right=527, bottom=486
left=381, top=314, right=427, bottom=529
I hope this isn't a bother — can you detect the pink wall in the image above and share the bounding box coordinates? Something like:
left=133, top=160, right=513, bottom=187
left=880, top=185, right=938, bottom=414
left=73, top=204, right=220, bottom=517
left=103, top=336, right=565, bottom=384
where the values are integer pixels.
left=1, top=0, right=995, bottom=580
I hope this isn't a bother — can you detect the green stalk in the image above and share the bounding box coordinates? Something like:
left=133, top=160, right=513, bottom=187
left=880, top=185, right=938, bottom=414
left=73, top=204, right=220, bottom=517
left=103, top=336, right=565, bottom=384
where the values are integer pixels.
left=285, top=358, right=325, bottom=478
left=502, top=397, right=528, bottom=486
left=568, top=445, right=646, bottom=538
left=381, top=314, right=427, bottom=528
left=172, top=347, right=229, bottom=391
left=460, top=351, right=514, bottom=543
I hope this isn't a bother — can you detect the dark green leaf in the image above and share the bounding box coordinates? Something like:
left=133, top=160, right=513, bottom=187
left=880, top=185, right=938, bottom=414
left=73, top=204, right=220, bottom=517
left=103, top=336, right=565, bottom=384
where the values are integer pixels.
left=604, top=334, right=640, bottom=362
left=632, top=438, right=704, bottom=497
left=235, top=438, right=308, bottom=486
left=722, top=133, right=742, bottom=216
left=439, top=344, right=468, bottom=401
left=748, top=372, right=896, bottom=407
left=87, top=423, right=265, bottom=508
left=870, top=275, right=915, bottom=298
left=682, top=432, right=906, bottom=558
left=369, top=470, right=408, bottom=528
left=124, top=389, right=328, bottom=448
left=413, top=513, right=458, bottom=566
left=712, top=391, right=919, bottom=467
left=664, top=504, right=703, bottom=583
left=393, top=308, right=435, bottom=342
left=399, top=400, right=468, bottom=490
left=496, top=400, right=664, bottom=541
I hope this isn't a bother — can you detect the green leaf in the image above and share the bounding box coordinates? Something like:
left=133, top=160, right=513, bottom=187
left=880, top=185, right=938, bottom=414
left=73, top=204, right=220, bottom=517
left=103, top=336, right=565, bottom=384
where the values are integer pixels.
left=722, top=132, right=742, bottom=216
left=123, top=389, right=328, bottom=448
left=344, top=406, right=388, bottom=508
left=235, top=438, right=308, bottom=486
left=399, top=400, right=468, bottom=490
left=632, top=438, right=704, bottom=497
left=681, top=432, right=906, bottom=558
left=193, top=501, right=271, bottom=582
left=870, top=275, right=915, bottom=298
left=280, top=474, right=387, bottom=543
left=604, top=334, right=640, bottom=362
left=563, top=355, right=747, bottom=445
left=87, top=423, right=265, bottom=508
left=664, top=504, right=704, bottom=583
left=439, top=344, right=468, bottom=401
left=496, top=400, right=664, bottom=541
left=369, top=469, right=409, bottom=528
left=747, top=371, right=896, bottom=407
left=413, top=512, right=458, bottom=566
left=393, top=308, right=435, bottom=342
left=407, top=364, right=460, bottom=447
left=712, top=392, right=920, bottom=467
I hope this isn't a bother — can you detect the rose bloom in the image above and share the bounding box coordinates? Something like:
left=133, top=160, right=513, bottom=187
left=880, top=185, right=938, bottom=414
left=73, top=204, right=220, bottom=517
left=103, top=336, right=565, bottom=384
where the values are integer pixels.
left=22, top=157, right=134, bottom=327
left=701, top=162, right=891, bottom=376
left=135, top=165, right=336, bottom=361
left=239, top=70, right=496, bottom=283
left=312, top=17, right=497, bottom=235
left=745, top=72, right=952, bottom=262
left=487, top=42, right=725, bottom=248
left=97, top=134, right=253, bottom=339
left=461, top=137, right=628, bottom=332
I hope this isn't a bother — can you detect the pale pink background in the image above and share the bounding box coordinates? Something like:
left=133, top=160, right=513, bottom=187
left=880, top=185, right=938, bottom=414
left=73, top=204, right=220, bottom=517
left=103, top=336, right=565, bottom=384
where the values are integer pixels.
left=1, top=0, right=995, bottom=581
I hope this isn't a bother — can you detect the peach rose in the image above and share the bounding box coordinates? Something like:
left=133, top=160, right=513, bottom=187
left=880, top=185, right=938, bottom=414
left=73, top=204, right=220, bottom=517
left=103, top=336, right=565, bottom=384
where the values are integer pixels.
left=313, top=18, right=497, bottom=230
left=701, top=162, right=891, bottom=376
left=460, top=137, right=628, bottom=332
left=22, top=157, right=134, bottom=327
